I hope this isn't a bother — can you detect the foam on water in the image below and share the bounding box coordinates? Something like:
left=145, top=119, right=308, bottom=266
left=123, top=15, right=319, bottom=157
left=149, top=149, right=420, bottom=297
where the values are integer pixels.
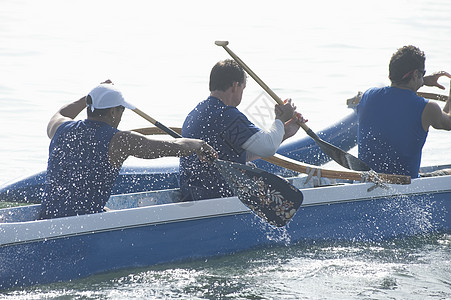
left=4, top=235, right=448, bottom=299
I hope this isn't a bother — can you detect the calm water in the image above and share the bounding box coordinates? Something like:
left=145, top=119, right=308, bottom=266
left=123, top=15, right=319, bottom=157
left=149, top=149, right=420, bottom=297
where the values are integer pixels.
left=1, top=0, right=451, bottom=298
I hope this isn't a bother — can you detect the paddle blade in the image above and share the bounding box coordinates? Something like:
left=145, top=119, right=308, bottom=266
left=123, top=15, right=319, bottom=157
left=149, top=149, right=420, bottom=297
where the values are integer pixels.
left=316, top=140, right=371, bottom=171
left=305, top=129, right=371, bottom=171
left=214, top=160, right=303, bottom=227
left=316, top=139, right=371, bottom=171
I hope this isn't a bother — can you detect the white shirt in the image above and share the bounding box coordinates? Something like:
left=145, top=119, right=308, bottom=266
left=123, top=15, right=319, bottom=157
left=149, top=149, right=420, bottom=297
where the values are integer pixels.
left=242, top=119, right=284, bottom=161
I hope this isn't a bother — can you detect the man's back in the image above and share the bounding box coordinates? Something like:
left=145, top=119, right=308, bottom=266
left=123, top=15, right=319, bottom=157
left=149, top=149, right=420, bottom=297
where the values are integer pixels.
left=40, top=120, right=120, bottom=219
left=180, top=96, right=259, bottom=201
left=357, top=86, right=428, bottom=177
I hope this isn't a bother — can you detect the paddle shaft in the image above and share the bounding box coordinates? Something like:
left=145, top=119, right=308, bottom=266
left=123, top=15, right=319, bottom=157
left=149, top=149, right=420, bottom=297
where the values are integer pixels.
left=417, top=92, right=448, bottom=102
left=348, top=92, right=448, bottom=106
left=265, top=154, right=411, bottom=184
left=130, top=126, right=182, bottom=136
left=216, top=41, right=371, bottom=171
left=219, top=43, right=310, bottom=132
left=132, top=108, right=182, bottom=139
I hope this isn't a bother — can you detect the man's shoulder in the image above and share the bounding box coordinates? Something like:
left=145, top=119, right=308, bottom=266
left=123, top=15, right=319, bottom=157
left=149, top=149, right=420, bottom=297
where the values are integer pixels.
left=363, top=86, right=421, bottom=101
left=363, top=86, right=387, bottom=96
left=423, top=100, right=442, bottom=118
left=51, top=119, right=78, bottom=137
left=221, top=105, right=242, bottom=116
left=186, top=99, right=243, bottom=121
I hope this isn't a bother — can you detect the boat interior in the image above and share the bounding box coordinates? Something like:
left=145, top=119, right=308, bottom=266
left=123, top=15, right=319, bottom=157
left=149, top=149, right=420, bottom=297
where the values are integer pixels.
left=1, top=164, right=450, bottom=224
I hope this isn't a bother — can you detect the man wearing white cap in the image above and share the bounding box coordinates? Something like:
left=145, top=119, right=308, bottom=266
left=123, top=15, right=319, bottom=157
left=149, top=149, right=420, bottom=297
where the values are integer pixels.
left=40, top=80, right=217, bottom=219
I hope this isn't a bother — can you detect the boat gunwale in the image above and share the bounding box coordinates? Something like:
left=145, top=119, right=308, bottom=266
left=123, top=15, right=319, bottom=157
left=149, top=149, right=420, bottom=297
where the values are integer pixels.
left=0, top=197, right=251, bottom=246
left=1, top=173, right=450, bottom=246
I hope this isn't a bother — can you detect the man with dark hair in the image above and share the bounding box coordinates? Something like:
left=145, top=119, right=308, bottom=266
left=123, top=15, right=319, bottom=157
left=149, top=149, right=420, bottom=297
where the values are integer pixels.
left=40, top=81, right=217, bottom=219
left=389, top=45, right=427, bottom=85
left=357, top=45, right=451, bottom=178
left=179, top=59, right=305, bottom=201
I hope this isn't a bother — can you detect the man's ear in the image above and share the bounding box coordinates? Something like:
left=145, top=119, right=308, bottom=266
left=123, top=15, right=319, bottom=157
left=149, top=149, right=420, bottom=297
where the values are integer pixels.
left=415, top=69, right=423, bottom=79
left=109, top=107, right=115, bottom=117
left=109, top=107, right=119, bottom=120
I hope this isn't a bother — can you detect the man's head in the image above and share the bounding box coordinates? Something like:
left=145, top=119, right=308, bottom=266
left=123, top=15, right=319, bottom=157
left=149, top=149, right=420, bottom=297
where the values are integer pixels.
left=389, top=45, right=426, bottom=85
left=86, top=84, right=135, bottom=117
left=86, top=83, right=135, bottom=127
left=209, top=59, right=246, bottom=92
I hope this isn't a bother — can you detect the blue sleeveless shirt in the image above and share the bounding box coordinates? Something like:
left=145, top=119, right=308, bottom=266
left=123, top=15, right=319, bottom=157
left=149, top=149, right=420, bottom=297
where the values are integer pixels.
left=357, top=87, right=428, bottom=177
left=40, top=120, right=120, bottom=218
left=180, top=96, right=260, bottom=201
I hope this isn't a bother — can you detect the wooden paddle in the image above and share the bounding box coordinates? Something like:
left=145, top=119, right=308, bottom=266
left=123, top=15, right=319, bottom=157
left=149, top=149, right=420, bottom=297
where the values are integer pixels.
left=347, top=91, right=449, bottom=107
left=131, top=108, right=303, bottom=227
left=131, top=126, right=182, bottom=136
left=130, top=126, right=410, bottom=184
left=214, top=41, right=371, bottom=172
left=265, top=154, right=410, bottom=184
left=417, top=92, right=448, bottom=102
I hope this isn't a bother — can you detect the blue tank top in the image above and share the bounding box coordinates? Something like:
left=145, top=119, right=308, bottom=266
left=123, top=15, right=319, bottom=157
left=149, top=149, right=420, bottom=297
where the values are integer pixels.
left=40, top=120, right=120, bottom=218
left=180, top=96, right=260, bottom=200
left=357, top=87, right=428, bottom=177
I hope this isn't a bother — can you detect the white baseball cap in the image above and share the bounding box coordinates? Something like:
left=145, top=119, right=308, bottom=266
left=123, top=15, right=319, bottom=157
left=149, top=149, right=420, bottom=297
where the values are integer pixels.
left=87, top=84, right=135, bottom=112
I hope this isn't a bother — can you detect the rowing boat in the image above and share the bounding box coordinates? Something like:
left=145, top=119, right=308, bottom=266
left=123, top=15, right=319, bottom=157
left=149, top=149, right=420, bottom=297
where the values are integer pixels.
left=1, top=104, right=448, bottom=289
left=0, top=164, right=450, bottom=289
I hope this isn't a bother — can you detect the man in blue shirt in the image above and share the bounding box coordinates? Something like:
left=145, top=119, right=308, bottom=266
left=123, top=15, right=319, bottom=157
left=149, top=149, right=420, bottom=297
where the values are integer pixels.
left=40, top=80, right=217, bottom=219
left=180, top=59, right=305, bottom=201
left=357, top=46, right=451, bottom=178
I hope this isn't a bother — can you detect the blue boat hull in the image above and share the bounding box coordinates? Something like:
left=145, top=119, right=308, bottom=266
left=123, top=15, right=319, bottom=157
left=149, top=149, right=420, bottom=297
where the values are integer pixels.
left=1, top=177, right=449, bottom=289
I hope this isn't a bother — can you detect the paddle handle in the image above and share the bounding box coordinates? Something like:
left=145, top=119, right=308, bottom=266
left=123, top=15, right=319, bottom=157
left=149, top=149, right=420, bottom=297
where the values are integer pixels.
left=217, top=41, right=310, bottom=132
left=132, top=108, right=182, bottom=139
